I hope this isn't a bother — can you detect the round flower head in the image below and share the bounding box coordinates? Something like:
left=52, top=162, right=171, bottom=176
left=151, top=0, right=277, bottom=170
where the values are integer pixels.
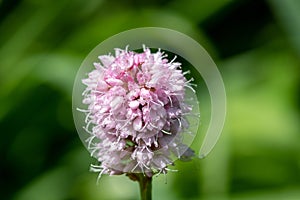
left=80, top=46, right=196, bottom=177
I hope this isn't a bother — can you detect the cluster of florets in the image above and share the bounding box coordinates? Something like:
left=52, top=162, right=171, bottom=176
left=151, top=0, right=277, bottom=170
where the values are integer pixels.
left=80, top=46, right=195, bottom=177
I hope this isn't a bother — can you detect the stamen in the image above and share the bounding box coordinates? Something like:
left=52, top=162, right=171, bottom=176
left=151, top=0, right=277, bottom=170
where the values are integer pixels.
left=165, top=168, right=178, bottom=172
left=149, top=122, right=159, bottom=129
left=184, top=84, right=196, bottom=93
left=168, top=95, right=173, bottom=107
left=90, top=147, right=99, bottom=157
left=176, top=117, right=182, bottom=128
left=140, top=122, right=149, bottom=131
left=96, top=168, right=107, bottom=185
left=77, top=108, right=89, bottom=112
left=131, top=162, right=140, bottom=172
left=183, top=70, right=190, bottom=75
left=85, top=112, right=91, bottom=123
left=170, top=55, right=177, bottom=64
left=85, top=135, right=96, bottom=149
left=186, top=77, right=194, bottom=84
left=161, top=129, right=172, bottom=135
left=85, top=120, right=93, bottom=131
left=83, top=126, right=93, bottom=135
left=154, top=135, right=158, bottom=147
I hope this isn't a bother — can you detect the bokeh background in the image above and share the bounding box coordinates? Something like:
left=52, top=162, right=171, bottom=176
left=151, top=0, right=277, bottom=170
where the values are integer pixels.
left=1, top=0, right=300, bottom=199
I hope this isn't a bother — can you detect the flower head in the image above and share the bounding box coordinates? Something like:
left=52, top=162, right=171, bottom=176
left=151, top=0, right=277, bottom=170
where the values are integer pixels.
left=80, top=46, right=196, bottom=177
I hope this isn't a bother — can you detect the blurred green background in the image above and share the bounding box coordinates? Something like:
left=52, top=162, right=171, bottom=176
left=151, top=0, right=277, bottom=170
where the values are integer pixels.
left=1, top=0, right=300, bottom=199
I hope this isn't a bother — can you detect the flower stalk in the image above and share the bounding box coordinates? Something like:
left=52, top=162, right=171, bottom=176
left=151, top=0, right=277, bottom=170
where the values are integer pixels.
left=138, top=174, right=152, bottom=200
left=127, top=173, right=152, bottom=200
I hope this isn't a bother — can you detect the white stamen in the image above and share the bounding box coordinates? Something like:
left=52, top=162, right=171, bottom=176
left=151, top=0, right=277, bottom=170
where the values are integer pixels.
left=161, top=129, right=172, bottom=135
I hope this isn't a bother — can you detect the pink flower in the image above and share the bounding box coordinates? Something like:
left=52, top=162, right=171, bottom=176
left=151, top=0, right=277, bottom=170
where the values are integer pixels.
left=80, top=46, right=195, bottom=177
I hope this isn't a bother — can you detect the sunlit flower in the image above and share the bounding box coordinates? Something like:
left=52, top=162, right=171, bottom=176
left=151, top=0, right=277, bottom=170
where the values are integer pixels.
left=79, top=46, right=196, bottom=177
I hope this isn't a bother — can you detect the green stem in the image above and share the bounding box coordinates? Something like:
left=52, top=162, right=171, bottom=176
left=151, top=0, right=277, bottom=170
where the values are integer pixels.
left=138, top=174, right=152, bottom=200
left=127, top=173, right=152, bottom=200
